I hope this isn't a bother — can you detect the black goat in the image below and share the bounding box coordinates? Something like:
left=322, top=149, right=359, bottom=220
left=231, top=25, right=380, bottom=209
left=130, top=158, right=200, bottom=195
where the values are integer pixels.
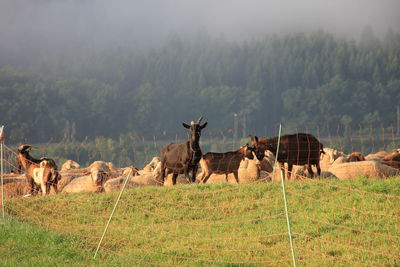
left=249, top=133, right=324, bottom=179
left=160, top=117, right=207, bottom=185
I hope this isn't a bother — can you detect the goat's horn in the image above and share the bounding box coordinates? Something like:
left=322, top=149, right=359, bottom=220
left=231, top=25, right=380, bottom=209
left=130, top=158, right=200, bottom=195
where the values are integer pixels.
left=18, top=144, right=31, bottom=152
left=197, top=116, right=203, bottom=124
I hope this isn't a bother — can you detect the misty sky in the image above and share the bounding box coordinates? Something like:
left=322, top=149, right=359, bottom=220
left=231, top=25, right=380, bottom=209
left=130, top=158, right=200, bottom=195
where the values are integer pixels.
left=1, top=0, right=399, bottom=62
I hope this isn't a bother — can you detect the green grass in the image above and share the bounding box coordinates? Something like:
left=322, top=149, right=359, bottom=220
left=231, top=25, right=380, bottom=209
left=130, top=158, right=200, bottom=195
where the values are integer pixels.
left=2, top=177, right=400, bottom=266
left=0, top=217, right=92, bottom=267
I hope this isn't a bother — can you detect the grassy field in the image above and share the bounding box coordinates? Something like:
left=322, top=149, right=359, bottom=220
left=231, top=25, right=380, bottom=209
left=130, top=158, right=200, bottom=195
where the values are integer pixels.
left=0, top=217, right=96, bottom=267
left=1, top=177, right=400, bottom=266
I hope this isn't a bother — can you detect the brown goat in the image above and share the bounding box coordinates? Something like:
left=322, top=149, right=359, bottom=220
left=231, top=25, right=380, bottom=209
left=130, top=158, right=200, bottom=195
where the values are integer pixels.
left=199, top=144, right=254, bottom=184
left=17, top=144, right=60, bottom=196
left=249, top=133, right=324, bottom=180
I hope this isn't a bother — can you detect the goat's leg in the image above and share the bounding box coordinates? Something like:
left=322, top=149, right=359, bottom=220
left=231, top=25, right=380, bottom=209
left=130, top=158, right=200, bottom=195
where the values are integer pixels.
left=287, top=163, right=293, bottom=180
left=172, top=173, right=178, bottom=185
left=200, top=171, right=205, bottom=183
left=46, top=183, right=51, bottom=195
left=233, top=171, right=239, bottom=184
left=26, top=175, right=36, bottom=195
left=201, top=173, right=212, bottom=184
left=160, top=167, right=166, bottom=184
left=42, top=171, right=52, bottom=195
left=52, top=182, right=58, bottom=194
left=51, top=171, right=60, bottom=193
left=183, top=167, right=190, bottom=183
left=40, top=182, right=47, bottom=195
left=306, top=164, right=314, bottom=178
left=29, top=179, right=36, bottom=195
left=316, top=162, right=321, bottom=177
left=50, top=172, right=59, bottom=194
left=33, top=184, right=41, bottom=195
left=191, top=165, right=199, bottom=183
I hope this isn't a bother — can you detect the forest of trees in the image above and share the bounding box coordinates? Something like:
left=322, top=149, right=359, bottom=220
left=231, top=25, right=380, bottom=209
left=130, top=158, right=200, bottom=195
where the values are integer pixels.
left=1, top=29, right=400, bottom=143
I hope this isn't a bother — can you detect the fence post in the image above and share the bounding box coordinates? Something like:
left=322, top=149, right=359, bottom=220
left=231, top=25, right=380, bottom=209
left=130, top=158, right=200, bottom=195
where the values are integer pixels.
left=1, top=125, right=5, bottom=219
left=233, top=113, right=238, bottom=149
left=273, top=124, right=297, bottom=267
left=397, top=105, right=400, bottom=137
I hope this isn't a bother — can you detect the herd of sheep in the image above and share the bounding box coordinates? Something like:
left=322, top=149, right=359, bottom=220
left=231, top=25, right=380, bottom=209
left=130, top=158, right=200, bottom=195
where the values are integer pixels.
left=3, top=145, right=399, bottom=198
left=4, top=118, right=397, bottom=197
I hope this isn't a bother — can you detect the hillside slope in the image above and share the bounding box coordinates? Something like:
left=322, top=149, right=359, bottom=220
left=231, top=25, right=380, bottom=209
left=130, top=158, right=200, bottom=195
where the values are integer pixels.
left=2, top=177, right=400, bottom=266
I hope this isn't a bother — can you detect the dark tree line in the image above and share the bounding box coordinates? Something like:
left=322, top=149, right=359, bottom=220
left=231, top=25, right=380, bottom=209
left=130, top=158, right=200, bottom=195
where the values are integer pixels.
left=1, top=30, right=399, bottom=143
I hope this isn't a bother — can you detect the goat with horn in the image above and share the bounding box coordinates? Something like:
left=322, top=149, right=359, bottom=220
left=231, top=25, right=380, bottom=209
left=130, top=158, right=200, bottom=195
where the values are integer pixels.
left=160, top=117, right=208, bottom=185
left=17, top=144, right=60, bottom=196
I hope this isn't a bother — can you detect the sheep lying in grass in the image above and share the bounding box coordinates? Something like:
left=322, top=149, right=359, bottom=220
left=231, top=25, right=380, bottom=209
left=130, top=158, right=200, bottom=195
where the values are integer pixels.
left=61, top=160, right=81, bottom=171
left=62, top=166, right=111, bottom=193
left=381, top=151, right=400, bottom=170
left=237, top=153, right=262, bottom=183
left=142, top=157, right=161, bottom=173
left=103, top=165, right=163, bottom=192
left=365, top=151, right=388, bottom=162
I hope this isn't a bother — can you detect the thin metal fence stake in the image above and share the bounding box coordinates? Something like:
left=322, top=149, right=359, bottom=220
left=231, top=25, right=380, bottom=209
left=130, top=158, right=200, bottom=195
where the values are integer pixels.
left=273, top=124, right=297, bottom=267
left=93, top=169, right=133, bottom=259
left=280, top=168, right=297, bottom=267
left=1, top=140, right=4, bottom=219
left=1, top=125, right=5, bottom=220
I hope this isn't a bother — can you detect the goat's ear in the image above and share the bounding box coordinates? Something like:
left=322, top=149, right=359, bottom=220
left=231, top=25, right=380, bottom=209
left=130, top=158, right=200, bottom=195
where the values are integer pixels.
left=200, top=122, right=208, bottom=129
left=182, top=123, right=190, bottom=129
left=249, top=135, right=258, bottom=145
